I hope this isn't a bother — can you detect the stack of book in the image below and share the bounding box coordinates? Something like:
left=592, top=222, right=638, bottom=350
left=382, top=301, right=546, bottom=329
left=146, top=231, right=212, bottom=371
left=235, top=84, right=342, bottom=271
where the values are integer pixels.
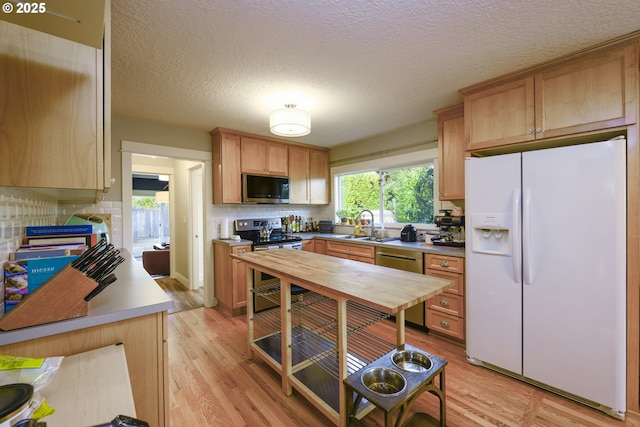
left=3, top=225, right=98, bottom=313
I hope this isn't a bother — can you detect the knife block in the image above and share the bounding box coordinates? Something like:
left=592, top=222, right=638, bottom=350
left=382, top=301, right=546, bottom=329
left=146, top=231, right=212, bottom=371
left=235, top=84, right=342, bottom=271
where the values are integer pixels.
left=0, top=265, right=98, bottom=331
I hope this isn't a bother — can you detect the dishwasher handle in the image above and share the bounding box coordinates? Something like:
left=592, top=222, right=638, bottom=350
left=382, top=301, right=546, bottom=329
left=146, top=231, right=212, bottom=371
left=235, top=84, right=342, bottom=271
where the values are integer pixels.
left=376, top=252, right=420, bottom=262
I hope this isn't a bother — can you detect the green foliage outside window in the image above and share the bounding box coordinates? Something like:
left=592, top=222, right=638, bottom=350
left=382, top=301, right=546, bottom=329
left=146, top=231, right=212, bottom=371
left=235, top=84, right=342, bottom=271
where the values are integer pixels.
left=384, top=166, right=434, bottom=223
left=340, top=171, right=379, bottom=218
left=132, top=196, right=159, bottom=209
left=338, top=164, right=435, bottom=224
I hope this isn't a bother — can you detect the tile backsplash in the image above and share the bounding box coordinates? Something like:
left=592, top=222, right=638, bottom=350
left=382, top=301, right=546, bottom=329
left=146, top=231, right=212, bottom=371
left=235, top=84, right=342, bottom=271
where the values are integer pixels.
left=0, top=188, right=58, bottom=264
left=0, top=187, right=122, bottom=266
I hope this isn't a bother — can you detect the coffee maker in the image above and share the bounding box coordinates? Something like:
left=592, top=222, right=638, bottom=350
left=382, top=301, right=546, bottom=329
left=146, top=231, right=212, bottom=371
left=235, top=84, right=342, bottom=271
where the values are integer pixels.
left=432, top=210, right=465, bottom=247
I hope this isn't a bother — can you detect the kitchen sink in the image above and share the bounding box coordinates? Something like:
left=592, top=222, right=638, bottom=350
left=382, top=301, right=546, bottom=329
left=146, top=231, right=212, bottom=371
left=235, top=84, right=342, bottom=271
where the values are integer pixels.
left=336, top=235, right=399, bottom=242
left=358, top=236, right=399, bottom=242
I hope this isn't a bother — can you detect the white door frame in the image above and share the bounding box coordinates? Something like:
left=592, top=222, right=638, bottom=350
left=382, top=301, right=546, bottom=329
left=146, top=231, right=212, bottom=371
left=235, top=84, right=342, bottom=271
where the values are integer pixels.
left=188, top=164, right=204, bottom=290
left=121, top=141, right=215, bottom=306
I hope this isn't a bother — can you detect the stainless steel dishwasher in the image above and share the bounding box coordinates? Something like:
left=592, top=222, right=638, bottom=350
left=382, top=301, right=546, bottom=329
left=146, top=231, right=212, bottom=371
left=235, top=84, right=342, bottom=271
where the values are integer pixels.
left=375, top=247, right=425, bottom=327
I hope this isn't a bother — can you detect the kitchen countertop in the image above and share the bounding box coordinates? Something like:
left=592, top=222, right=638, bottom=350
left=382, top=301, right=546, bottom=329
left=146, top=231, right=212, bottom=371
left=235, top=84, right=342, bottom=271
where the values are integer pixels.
left=213, top=233, right=465, bottom=258
left=0, top=249, right=173, bottom=346
left=231, top=249, right=454, bottom=314
left=303, top=233, right=465, bottom=258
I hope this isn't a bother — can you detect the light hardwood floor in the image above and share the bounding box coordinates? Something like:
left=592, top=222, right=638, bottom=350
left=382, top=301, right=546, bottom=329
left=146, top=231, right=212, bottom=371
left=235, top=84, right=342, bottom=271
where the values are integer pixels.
left=168, top=307, right=640, bottom=426
left=155, top=277, right=203, bottom=314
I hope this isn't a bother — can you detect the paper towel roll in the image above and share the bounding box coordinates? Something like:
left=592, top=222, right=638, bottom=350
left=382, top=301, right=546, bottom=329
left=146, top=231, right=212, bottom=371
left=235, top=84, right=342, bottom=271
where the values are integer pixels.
left=220, top=218, right=229, bottom=239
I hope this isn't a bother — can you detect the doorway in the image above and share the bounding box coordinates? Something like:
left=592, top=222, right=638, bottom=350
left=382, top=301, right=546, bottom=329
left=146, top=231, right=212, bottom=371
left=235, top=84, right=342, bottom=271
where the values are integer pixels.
left=121, top=141, right=214, bottom=306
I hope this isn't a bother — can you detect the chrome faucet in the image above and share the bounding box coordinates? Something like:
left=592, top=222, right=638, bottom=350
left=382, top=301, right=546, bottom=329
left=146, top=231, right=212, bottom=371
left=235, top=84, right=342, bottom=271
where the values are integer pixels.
left=357, top=210, right=377, bottom=238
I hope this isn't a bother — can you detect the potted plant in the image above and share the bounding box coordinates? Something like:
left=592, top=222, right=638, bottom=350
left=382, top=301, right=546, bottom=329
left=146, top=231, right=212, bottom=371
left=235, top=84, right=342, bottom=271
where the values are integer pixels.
left=335, top=210, right=350, bottom=225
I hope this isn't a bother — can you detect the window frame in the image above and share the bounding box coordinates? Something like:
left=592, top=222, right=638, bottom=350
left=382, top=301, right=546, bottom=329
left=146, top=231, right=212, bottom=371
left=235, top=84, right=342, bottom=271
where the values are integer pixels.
left=331, top=148, right=440, bottom=230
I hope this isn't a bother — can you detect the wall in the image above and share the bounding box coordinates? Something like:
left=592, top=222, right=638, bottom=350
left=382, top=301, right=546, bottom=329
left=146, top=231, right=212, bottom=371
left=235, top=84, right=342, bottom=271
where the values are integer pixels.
left=0, top=188, right=58, bottom=264
left=326, top=118, right=463, bottom=226
left=329, top=120, right=438, bottom=166
left=108, top=115, right=211, bottom=201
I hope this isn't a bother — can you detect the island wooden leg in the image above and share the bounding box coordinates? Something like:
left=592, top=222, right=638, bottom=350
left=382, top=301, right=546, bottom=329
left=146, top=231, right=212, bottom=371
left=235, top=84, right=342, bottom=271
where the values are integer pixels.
left=246, top=265, right=255, bottom=360
left=337, top=298, right=348, bottom=426
left=396, top=309, right=406, bottom=349
left=281, top=279, right=292, bottom=396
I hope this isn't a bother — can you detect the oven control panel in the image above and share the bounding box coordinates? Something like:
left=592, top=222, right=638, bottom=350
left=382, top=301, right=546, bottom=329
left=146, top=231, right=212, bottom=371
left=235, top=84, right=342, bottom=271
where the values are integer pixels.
left=235, top=218, right=282, bottom=231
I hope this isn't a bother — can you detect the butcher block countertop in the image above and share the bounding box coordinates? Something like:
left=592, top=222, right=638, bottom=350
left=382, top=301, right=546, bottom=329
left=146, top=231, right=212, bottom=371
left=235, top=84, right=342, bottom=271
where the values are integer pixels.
left=231, top=249, right=454, bottom=314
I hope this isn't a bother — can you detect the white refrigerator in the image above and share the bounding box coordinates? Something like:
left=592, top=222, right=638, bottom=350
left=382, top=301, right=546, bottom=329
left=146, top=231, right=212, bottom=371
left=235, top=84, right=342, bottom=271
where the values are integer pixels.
left=465, top=139, right=627, bottom=419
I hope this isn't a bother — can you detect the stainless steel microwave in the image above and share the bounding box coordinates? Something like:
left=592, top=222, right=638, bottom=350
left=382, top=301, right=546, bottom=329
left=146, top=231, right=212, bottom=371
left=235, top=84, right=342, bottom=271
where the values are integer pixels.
left=242, top=174, right=290, bottom=204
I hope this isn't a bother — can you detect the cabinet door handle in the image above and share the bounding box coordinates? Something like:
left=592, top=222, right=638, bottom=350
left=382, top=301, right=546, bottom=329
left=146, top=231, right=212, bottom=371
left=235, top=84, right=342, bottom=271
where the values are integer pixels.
left=440, top=320, right=449, bottom=329
left=439, top=299, right=449, bottom=308
left=536, top=127, right=542, bottom=133
left=439, top=261, right=449, bottom=268
left=527, top=129, right=533, bottom=135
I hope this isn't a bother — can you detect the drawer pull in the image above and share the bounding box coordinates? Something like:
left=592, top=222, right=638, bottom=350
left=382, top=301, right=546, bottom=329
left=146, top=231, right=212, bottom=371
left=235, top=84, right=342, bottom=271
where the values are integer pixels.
left=439, top=261, right=449, bottom=268
left=440, top=320, right=449, bottom=329
left=439, top=299, right=449, bottom=308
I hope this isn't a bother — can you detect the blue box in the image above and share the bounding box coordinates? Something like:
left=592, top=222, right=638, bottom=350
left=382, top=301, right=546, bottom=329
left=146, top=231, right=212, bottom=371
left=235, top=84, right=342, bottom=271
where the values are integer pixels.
left=25, top=225, right=93, bottom=237
left=3, top=255, right=79, bottom=312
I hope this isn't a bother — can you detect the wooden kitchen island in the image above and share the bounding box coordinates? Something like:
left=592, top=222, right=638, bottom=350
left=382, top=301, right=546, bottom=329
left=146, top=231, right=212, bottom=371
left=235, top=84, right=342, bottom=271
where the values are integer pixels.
left=231, top=249, right=454, bottom=426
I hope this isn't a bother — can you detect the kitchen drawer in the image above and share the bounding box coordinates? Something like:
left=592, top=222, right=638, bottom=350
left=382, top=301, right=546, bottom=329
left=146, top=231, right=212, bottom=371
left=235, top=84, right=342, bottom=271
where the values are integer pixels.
left=424, top=253, right=464, bottom=274
left=426, top=292, right=464, bottom=317
left=351, top=255, right=375, bottom=264
left=426, top=268, right=464, bottom=296
left=426, top=310, right=464, bottom=340
left=326, top=250, right=375, bottom=264
left=325, top=241, right=375, bottom=259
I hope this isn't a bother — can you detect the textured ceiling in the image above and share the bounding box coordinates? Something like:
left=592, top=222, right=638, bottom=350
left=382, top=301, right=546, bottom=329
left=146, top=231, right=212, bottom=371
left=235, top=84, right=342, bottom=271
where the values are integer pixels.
left=111, top=0, right=640, bottom=147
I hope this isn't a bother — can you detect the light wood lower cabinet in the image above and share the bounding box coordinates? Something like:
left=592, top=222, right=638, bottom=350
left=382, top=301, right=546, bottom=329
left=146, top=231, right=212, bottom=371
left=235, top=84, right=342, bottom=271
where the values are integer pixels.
left=425, top=254, right=466, bottom=341
left=301, top=239, right=314, bottom=252
left=314, top=239, right=326, bottom=255
left=214, top=242, right=251, bottom=315
left=0, top=312, right=168, bottom=427
left=325, top=240, right=375, bottom=264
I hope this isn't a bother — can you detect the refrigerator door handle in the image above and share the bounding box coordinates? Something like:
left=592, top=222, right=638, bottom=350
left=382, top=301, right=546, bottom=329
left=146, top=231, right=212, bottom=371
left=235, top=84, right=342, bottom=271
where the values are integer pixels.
left=522, top=187, right=532, bottom=285
left=512, top=188, right=521, bottom=283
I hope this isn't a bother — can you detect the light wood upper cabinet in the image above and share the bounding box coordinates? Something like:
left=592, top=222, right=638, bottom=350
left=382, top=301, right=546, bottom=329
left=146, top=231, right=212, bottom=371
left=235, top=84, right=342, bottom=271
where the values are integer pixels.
left=289, top=146, right=310, bottom=203
left=0, top=5, right=110, bottom=197
left=241, top=137, right=288, bottom=176
left=464, top=77, right=535, bottom=150
left=462, top=43, right=638, bottom=151
left=211, top=131, right=242, bottom=204
left=211, top=127, right=329, bottom=204
left=289, top=146, right=330, bottom=204
left=434, top=105, right=466, bottom=200
left=535, top=44, right=638, bottom=139
left=309, top=149, right=330, bottom=204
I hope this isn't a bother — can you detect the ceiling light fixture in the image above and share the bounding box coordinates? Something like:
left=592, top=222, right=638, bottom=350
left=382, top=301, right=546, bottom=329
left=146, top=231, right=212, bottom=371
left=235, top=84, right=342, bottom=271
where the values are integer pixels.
left=270, top=104, right=311, bottom=137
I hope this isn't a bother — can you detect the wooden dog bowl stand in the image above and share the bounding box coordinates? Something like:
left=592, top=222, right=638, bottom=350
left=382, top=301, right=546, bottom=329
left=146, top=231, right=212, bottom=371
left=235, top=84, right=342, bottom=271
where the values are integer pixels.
left=343, top=344, right=447, bottom=427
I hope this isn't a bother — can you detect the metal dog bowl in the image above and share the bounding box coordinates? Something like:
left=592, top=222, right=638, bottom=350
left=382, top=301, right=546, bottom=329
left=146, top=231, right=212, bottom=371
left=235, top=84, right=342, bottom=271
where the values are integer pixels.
left=392, top=350, right=433, bottom=373
left=361, top=367, right=406, bottom=396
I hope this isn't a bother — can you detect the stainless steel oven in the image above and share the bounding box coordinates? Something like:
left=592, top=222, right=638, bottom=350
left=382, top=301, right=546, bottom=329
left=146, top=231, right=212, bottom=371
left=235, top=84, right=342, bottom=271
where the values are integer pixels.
left=253, top=242, right=303, bottom=311
left=234, top=218, right=304, bottom=312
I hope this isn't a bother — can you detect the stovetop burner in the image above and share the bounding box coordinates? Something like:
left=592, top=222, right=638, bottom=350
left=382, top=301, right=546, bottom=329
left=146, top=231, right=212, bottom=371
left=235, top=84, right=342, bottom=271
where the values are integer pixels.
left=252, top=234, right=302, bottom=245
left=234, top=217, right=303, bottom=246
